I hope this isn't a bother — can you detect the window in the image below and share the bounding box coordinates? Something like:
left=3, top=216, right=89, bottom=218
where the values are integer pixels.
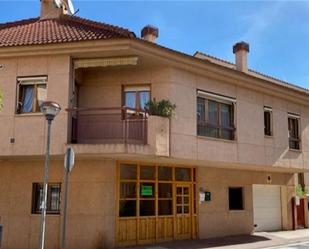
left=123, top=85, right=150, bottom=110
left=264, top=106, right=273, bottom=136
left=288, top=114, right=300, bottom=150
left=16, top=77, right=47, bottom=114
left=119, top=164, right=197, bottom=218
left=32, top=183, right=60, bottom=214
left=197, top=92, right=235, bottom=140
left=228, top=187, right=243, bottom=210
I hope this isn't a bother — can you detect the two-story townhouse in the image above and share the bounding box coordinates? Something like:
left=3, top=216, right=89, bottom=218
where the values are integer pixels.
left=1, top=1, right=309, bottom=249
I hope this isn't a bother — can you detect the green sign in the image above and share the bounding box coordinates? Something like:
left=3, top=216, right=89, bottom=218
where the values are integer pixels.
left=141, top=185, right=153, bottom=196
left=205, top=191, right=211, bottom=201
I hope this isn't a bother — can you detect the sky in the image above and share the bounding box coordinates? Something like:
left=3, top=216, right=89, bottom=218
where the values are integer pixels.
left=1, top=1, right=309, bottom=89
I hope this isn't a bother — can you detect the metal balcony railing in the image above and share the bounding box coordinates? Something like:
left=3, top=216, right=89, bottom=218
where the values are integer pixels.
left=67, top=107, right=148, bottom=145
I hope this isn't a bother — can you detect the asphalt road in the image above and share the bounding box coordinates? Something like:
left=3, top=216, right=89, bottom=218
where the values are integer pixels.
left=268, top=241, right=309, bottom=249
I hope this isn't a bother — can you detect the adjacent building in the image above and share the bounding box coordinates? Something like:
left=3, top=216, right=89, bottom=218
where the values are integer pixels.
left=0, top=1, right=309, bottom=248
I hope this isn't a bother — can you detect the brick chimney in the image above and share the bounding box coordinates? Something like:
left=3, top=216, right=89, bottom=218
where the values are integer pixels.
left=141, top=25, right=159, bottom=43
left=40, top=0, right=66, bottom=19
left=233, top=41, right=249, bottom=72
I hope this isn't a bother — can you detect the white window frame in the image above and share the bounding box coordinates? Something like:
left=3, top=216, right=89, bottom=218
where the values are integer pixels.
left=16, top=76, right=47, bottom=114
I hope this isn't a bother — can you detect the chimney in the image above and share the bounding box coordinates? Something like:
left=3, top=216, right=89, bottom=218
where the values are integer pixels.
left=141, top=25, right=159, bottom=43
left=233, top=41, right=249, bottom=72
left=40, top=0, right=65, bottom=20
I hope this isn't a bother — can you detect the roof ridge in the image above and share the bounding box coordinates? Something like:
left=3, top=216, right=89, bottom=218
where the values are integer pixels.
left=0, top=17, right=39, bottom=30
left=194, top=51, right=308, bottom=91
left=62, top=15, right=136, bottom=38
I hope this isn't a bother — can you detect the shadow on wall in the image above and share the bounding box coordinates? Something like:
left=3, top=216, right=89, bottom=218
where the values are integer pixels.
left=117, top=234, right=271, bottom=249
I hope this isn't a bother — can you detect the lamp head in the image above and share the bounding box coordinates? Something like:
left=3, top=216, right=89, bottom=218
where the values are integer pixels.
left=40, top=101, right=61, bottom=121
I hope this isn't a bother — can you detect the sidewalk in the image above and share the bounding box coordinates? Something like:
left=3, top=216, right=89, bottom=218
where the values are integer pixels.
left=117, top=229, right=309, bottom=249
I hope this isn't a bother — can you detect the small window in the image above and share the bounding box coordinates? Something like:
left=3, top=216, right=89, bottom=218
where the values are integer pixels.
left=16, top=77, right=47, bottom=114
left=264, top=107, right=273, bottom=136
left=123, top=85, right=150, bottom=110
left=32, top=183, right=60, bottom=214
left=197, top=95, right=235, bottom=140
left=288, top=114, right=300, bottom=150
left=228, top=187, right=243, bottom=210
left=175, top=168, right=191, bottom=181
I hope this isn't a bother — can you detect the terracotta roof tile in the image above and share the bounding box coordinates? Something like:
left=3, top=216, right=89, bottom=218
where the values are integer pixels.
left=0, top=15, right=135, bottom=47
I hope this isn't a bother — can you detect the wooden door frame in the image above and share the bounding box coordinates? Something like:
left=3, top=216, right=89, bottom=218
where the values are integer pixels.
left=115, top=162, right=198, bottom=246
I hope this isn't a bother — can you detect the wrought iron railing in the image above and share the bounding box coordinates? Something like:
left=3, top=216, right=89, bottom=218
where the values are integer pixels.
left=67, top=107, right=148, bottom=145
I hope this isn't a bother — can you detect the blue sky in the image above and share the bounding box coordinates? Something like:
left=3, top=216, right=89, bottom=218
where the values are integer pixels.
left=1, top=1, right=309, bottom=88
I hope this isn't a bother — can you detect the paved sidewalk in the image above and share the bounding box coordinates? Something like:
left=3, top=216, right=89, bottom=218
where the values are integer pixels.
left=117, top=230, right=309, bottom=249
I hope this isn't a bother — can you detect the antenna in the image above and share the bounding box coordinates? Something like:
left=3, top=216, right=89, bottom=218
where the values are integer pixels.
left=53, top=0, right=75, bottom=15
left=67, top=0, right=75, bottom=15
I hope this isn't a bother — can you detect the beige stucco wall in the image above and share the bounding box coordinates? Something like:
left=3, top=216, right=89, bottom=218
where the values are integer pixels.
left=0, top=159, right=116, bottom=249
left=0, top=55, right=70, bottom=157
left=168, top=68, right=309, bottom=171
left=1, top=55, right=308, bottom=171
left=75, top=65, right=309, bottom=171
left=198, top=167, right=295, bottom=239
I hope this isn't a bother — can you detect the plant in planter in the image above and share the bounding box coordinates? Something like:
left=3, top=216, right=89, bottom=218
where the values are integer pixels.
left=145, top=98, right=176, bottom=118
left=296, top=184, right=309, bottom=198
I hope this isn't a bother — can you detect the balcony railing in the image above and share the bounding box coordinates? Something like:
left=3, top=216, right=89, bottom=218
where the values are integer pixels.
left=67, top=107, right=148, bottom=145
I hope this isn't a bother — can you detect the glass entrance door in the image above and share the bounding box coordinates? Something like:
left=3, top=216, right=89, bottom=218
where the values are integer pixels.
left=176, top=184, right=192, bottom=239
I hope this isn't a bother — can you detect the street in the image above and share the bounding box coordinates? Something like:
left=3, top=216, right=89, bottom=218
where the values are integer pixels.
left=267, top=241, right=309, bottom=249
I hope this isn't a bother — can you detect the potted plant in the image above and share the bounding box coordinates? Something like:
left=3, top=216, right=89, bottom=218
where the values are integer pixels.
left=145, top=98, right=176, bottom=118
left=295, top=184, right=308, bottom=205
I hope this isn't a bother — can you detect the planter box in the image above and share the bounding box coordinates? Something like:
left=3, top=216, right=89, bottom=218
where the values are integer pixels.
left=147, top=115, right=170, bottom=157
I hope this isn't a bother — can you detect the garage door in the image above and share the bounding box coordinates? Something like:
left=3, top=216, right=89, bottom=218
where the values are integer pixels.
left=253, top=185, right=282, bottom=232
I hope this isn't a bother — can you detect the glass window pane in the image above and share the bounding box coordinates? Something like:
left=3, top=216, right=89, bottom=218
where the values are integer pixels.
left=139, top=91, right=150, bottom=110
left=176, top=197, right=182, bottom=204
left=158, top=183, right=172, bottom=198
left=140, top=200, right=155, bottom=216
left=184, top=206, right=189, bottom=214
left=208, top=100, right=218, bottom=124
left=221, top=129, right=234, bottom=140
left=119, top=200, right=136, bottom=217
left=120, top=183, right=136, bottom=198
left=21, top=85, right=34, bottom=113
left=184, top=197, right=189, bottom=204
left=125, top=92, right=136, bottom=108
left=177, top=206, right=182, bottom=214
left=197, top=97, right=205, bottom=121
left=50, top=185, right=60, bottom=211
left=229, top=187, right=243, bottom=210
left=176, top=187, right=182, bottom=195
left=159, top=200, right=173, bottom=215
left=158, top=166, right=172, bottom=181
left=220, top=103, right=231, bottom=127
left=37, top=84, right=47, bottom=109
left=140, top=166, right=155, bottom=180
left=140, top=183, right=155, bottom=198
left=175, top=168, right=191, bottom=181
left=120, top=164, right=137, bottom=180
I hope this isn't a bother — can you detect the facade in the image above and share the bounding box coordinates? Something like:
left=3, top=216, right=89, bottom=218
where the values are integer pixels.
left=0, top=1, right=309, bottom=249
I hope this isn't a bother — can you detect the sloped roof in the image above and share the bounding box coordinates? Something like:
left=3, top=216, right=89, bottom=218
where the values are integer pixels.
left=194, top=51, right=309, bottom=93
left=0, top=15, right=135, bottom=47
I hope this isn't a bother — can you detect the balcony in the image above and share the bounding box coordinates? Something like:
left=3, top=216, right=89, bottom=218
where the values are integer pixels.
left=68, top=107, right=148, bottom=145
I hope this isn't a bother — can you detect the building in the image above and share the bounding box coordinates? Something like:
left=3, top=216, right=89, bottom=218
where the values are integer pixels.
left=0, top=1, right=309, bottom=248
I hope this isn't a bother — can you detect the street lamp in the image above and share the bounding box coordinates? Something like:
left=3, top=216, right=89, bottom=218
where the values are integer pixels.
left=39, top=101, right=61, bottom=249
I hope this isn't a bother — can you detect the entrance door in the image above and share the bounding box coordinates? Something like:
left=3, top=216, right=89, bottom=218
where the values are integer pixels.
left=176, top=184, right=192, bottom=239
left=297, top=198, right=305, bottom=228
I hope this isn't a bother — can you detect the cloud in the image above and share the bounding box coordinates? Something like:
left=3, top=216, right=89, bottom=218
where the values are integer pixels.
left=240, top=2, right=286, bottom=44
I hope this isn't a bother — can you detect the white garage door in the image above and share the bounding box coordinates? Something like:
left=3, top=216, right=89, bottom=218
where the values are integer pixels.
left=253, top=185, right=282, bottom=232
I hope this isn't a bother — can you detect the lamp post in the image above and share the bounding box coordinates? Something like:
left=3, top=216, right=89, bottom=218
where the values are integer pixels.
left=39, top=101, right=61, bottom=249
